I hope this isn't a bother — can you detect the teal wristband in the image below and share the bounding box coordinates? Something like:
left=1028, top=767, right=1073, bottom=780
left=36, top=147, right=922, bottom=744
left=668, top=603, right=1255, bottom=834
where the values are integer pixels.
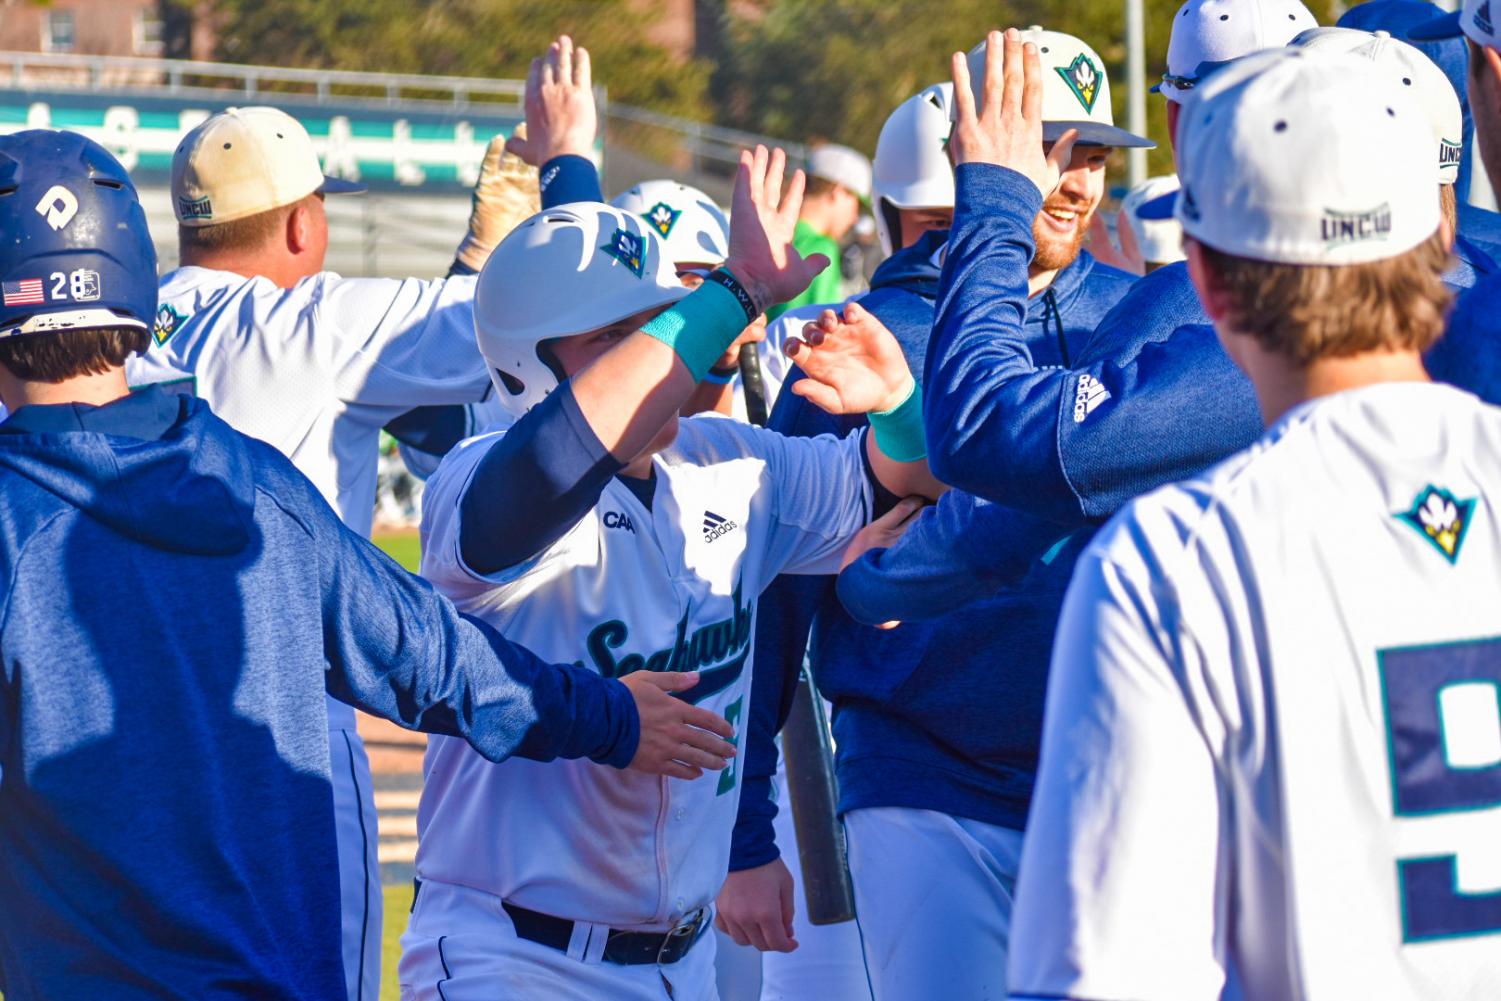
left=868, top=379, right=927, bottom=462
left=640, top=278, right=746, bottom=382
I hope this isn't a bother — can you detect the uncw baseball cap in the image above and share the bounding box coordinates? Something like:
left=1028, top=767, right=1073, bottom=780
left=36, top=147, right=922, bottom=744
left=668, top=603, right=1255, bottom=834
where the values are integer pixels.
left=1122, top=174, right=1188, bottom=263
left=1169, top=47, right=1438, bottom=265
left=806, top=144, right=874, bottom=203
left=1156, top=0, right=1318, bottom=102
left=1409, top=0, right=1500, bottom=48
left=962, top=29, right=1155, bottom=147
left=172, top=106, right=365, bottom=226
left=1293, top=28, right=1463, bottom=186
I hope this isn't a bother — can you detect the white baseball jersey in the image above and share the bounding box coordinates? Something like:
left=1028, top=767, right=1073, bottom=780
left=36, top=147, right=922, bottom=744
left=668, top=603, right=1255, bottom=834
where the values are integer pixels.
left=1012, top=382, right=1501, bottom=1001
left=128, top=266, right=490, bottom=537
left=415, top=413, right=874, bottom=929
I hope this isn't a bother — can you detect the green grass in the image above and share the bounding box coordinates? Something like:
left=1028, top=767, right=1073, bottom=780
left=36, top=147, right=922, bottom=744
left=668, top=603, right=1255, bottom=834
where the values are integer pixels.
left=381, top=882, right=415, bottom=1001
left=373, top=531, right=421, bottom=573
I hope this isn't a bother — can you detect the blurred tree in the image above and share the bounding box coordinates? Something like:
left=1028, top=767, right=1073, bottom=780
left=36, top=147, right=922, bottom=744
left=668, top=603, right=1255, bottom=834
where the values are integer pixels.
left=195, top=0, right=709, bottom=119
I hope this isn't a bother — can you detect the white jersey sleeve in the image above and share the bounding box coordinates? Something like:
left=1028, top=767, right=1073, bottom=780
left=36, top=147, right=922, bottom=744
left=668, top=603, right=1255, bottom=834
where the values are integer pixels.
left=1009, top=510, right=1231, bottom=1001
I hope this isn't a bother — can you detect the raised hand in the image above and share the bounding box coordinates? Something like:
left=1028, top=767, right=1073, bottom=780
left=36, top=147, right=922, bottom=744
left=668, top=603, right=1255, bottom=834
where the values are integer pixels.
left=950, top=28, right=1079, bottom=199
left=504, top=34, right=597, bottom=166
left=1085, top=209, right=1146, bottom=276
left=785, top=301, right=914, bottom=415
left=454, top=129, right=541, bottom=272
left=714, top=858, right=799, bottom=953
left=724, top=145, right=830, bottom=315
left=620, top=671, right=736, bottom=780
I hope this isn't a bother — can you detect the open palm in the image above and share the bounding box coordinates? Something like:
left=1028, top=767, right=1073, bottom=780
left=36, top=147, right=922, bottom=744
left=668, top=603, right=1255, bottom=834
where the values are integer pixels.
left=788, top=302, right=913, bottom=415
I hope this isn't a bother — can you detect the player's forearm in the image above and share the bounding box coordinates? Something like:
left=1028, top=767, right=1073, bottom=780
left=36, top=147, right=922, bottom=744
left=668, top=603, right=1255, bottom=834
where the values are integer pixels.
left=924, top=164, right=1080, bottom=516
left=570, top=273, right=761, bottom=460
left=681, top=368, right=738, bottom=417
left=836, top=491, right=1075, bottom=624
left=863, top=381, right=945, bottom=501
left=322, top=526, right=639, bottom=767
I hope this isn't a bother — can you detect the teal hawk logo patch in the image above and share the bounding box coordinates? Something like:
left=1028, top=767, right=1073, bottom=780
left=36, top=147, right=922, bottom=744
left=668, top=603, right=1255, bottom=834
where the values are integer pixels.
left=1396, top=485, right=1476, bottom=564
left=645, top=201, right=681, bottom=239
left=152, top=304, right=187, bottom=347
left=601, top=227, right=647, bottom=278
left=1057, top=54, right=1101, bottom=114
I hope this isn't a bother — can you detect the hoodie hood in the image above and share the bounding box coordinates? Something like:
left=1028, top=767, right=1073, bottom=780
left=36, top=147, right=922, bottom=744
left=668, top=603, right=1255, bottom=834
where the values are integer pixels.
left=869, top=228, right=948, bottom=298
left=0, top=386, right=254, bottom=555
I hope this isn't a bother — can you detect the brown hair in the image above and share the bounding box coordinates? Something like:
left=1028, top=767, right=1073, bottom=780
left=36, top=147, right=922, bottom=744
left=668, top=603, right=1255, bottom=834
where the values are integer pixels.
left=0, top=327, right=150, bottom=382
left=804, top=176, right=842, bottom=200
left=177, top=202, right=291, bottom=257
left=1196, top=231, right=1452, bottom=365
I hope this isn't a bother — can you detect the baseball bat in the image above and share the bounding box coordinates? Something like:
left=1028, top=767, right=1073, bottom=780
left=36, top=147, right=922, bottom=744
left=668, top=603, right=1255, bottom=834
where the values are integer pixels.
left=737, top=343, right=769, bottom=427
left=780, top=670, right=856, bottom=924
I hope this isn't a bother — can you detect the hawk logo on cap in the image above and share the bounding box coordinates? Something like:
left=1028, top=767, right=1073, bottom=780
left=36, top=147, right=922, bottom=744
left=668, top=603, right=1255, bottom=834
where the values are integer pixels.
left=1396, top=485, right=1475, bottom=564
left=645, top=202, right=681, bottom=239
left=1476, top=0, right=1494, bottom=36
left=1321, top=203, right=1392, bottom=248
left=601, top=227, right=647, bottom=278
left=1057, top=54, right=1101, bottom=114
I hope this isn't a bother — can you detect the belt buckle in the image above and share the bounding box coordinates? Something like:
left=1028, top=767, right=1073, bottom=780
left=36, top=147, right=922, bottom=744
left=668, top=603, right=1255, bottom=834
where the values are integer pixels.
left=655, top=906, right=708, bottom=966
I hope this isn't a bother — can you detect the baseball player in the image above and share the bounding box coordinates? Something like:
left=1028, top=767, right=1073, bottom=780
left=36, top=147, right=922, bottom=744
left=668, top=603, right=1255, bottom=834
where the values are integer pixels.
left=765, top=145, right=871, bottom=321
left=124, top=101, right=513, bottom=1000
left=733, top=32, right=1146, bottom=1001
left=1011, top=46, right=1501, bottom=999
left=399, top=146, right=941, bottom=1001
left=0, top=130, right=733, bottom=1001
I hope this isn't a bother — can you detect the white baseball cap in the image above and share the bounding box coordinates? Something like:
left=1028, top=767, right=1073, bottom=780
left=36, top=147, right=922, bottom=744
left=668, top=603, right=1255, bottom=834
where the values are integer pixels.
left=872, top=83, right=956, bottom=255
left=172, top=106, right=365, bottom=226
left=1409, top=0, right=1500, bottom=50
left=806, top=144, right=873, bottom=202
left=1293, top=28, right=1463, bottom=186
left=1122, top=174, right=1188, bottom=263
left=1157, top=0, right=1318, bottom=102
left=610, top=179, right=730, bottom=267
left=1169, top=47, right=1438, bottom=265
left=962, top=29, right=1155, bottom=147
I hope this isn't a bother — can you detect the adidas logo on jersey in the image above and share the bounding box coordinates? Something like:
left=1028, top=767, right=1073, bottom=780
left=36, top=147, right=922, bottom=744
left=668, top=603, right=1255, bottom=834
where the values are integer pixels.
left=1072, top=374, right=1111, bottom=423
left=703, top=510, right=739, bottom=543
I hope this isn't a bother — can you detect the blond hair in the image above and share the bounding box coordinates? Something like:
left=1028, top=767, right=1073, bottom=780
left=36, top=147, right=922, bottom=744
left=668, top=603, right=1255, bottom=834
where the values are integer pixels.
left=1197, top=231, right=1452, bottom=365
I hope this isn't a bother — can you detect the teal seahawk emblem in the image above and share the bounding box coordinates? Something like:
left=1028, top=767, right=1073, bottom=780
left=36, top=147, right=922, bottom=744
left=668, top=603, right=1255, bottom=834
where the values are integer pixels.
left=601, top=227, right=647, bottom=278
left=1396, top=485, right=1476, bottom=564
left=645, top=201, right=681, bottom=239
left=152, top=304, right=187, bottom=347
left=1057, top=54, right=1101, bottom=114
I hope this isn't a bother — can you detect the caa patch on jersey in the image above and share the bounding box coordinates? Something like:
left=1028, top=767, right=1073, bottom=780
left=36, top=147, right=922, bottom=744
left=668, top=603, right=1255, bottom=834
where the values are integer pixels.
left=601, top=227, right=647, bottom=278
left=1395, top=484, right=1476, bottom=564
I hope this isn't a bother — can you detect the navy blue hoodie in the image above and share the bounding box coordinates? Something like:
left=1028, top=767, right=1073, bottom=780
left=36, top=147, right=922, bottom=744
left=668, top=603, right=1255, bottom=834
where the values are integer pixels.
left=0, top=387, right=636, bottom=1000
left=729, top=215, right=1136, bottom=867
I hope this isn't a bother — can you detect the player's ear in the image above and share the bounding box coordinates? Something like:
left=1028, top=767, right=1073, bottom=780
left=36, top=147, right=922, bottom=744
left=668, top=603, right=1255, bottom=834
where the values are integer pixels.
left=1184, top=238, right=1231, bottom=325
left=286, top=200, right=313, bottom=255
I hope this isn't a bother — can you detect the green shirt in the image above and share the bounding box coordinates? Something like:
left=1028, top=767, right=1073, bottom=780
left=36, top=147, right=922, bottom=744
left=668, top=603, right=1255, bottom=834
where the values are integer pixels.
left=767, top=219, right=842, bottom=321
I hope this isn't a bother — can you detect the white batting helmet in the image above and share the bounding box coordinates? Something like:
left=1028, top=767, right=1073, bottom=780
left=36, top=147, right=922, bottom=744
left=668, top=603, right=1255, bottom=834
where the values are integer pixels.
left=872, top=83, right=956, bottom=256
left=611, top=179, right=730, bottom=268
left=474, top=201, right=689, bottom=415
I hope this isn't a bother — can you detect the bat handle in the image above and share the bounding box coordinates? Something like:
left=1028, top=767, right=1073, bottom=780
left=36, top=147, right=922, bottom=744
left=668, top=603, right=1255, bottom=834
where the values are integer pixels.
left=738, top=342, right=769, bottom=427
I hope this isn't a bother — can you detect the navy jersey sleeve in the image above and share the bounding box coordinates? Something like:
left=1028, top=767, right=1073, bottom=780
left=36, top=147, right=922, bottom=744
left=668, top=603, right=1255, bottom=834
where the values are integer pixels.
left=924, top=165, right=1262, bottom=523
left=311, top=487, right=639, bottom=768
left=539, top=154, right=604, bottom=208
left=458, top=383, right=625, bottom=575
left=835, top=490, right=1077, bottom=625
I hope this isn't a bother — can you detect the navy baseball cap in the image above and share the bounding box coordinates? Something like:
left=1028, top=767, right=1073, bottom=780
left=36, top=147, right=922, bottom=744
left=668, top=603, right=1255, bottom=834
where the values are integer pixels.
left=1136, top=190, right=1179, bottom=220
left=1408, top=0, right=1497, bottom=43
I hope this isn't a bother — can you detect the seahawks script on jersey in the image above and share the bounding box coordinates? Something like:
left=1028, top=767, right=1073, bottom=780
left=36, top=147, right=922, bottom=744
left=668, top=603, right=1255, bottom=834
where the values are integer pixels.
left=1013, top=383, right=1501, bottom=1001
left=416, top=414, right=872, bottom=928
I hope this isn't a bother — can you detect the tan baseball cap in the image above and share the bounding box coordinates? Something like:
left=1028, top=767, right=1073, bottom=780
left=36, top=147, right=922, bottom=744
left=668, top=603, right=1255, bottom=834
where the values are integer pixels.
left=171, top=106, right=365, bottom=226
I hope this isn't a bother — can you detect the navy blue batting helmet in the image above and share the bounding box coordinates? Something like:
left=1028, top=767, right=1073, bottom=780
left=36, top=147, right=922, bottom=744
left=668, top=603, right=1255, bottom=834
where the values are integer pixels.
left=0, top=130, right=157, bottom=340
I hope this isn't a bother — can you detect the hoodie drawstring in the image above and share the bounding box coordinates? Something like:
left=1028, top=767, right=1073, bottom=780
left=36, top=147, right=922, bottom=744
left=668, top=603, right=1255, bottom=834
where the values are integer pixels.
left=1046, top=287, right=1069, bottom=367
